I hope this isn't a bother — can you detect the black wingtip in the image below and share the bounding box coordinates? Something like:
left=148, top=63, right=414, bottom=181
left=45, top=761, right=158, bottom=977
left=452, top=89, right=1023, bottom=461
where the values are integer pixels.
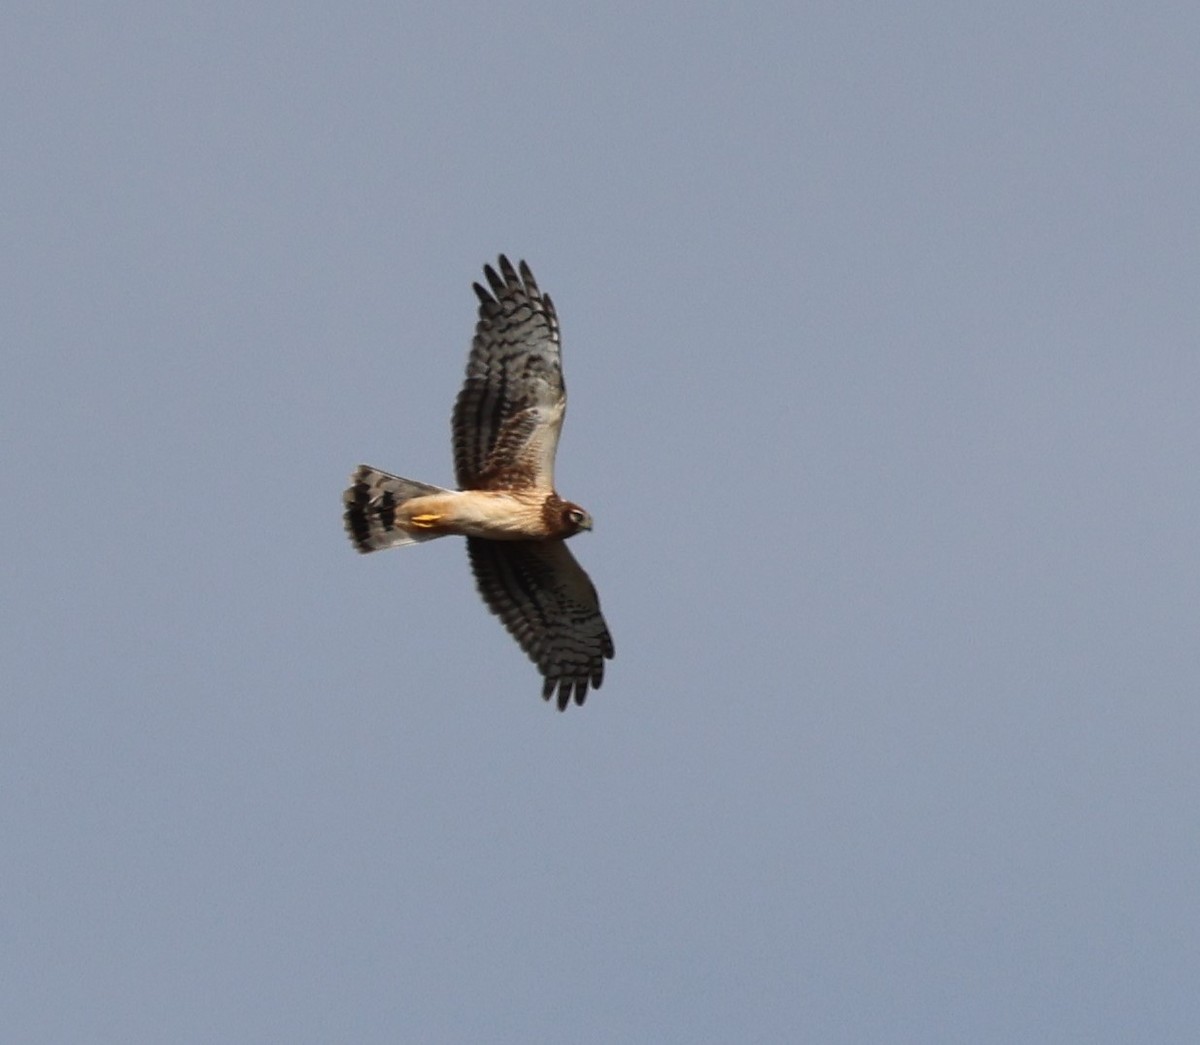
left=483, top=261, right=506, bottom=297
left=517, top=259, right=537, bottom=292
left=479, top=255, right=539, bottom=305
left=541, top=676, right=593, bottom=711
left=497, top=254, right=519, bottom=285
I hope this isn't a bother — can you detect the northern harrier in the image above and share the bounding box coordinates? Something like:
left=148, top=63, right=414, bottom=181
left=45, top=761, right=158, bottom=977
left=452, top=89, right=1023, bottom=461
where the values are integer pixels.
left=344, top=256, right=614, bottom=709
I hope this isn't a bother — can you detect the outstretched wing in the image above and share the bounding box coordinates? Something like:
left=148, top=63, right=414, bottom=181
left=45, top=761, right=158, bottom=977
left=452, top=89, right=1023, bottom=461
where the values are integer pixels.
left=467, top=537, right=614, bottom=710
left=452, top=256, right=565, bottom=492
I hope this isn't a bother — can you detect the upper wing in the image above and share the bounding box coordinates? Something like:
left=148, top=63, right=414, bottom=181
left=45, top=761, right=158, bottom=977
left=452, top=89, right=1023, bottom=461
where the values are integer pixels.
left=452, top=256, right=565, bottom=491
left=467, top=537, right=614, bottom=710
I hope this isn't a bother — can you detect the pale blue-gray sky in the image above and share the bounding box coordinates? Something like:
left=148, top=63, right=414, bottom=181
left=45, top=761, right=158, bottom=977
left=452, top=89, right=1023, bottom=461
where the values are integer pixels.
left=4, top=4, right=1199, bottom=1042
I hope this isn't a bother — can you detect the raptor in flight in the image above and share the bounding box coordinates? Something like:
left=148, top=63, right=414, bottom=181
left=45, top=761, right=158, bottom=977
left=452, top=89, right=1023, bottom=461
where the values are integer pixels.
left=344, top=256, right=613, bottom=709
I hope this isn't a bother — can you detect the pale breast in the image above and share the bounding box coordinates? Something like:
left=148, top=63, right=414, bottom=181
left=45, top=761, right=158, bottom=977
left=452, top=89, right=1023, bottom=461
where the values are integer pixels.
left=410, top=490, right=550, bottom=540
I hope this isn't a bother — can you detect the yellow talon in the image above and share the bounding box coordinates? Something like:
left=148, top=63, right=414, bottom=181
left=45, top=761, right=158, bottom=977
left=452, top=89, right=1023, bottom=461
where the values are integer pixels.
left=410, top=513, right=442, bottom=529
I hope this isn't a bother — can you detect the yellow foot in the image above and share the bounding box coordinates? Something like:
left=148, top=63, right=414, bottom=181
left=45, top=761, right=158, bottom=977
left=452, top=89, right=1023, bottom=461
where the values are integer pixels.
left=409, top=513, right=443, bottom=530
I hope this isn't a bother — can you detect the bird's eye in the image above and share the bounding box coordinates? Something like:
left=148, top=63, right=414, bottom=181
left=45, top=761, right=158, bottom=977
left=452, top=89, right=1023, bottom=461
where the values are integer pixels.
left=567, top=508, right=585, bottom=525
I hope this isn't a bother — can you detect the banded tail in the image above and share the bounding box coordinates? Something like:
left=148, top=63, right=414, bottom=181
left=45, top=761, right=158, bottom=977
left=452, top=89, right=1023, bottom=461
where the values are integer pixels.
left=343, top=466, right=451, bottom=552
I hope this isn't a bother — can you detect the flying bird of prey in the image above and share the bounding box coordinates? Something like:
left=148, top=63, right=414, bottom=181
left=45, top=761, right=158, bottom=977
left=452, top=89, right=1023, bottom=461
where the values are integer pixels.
left=343, top=256, right=614, bottom=709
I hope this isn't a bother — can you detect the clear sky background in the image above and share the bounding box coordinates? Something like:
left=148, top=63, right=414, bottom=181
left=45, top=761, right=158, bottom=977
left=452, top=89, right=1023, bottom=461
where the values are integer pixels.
left=4, top=4, right=1198, bottom=1042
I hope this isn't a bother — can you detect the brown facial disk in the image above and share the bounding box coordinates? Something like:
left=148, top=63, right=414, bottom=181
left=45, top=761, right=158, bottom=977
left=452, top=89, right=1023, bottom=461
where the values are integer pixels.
left=542, top=494, right=592, bottom=537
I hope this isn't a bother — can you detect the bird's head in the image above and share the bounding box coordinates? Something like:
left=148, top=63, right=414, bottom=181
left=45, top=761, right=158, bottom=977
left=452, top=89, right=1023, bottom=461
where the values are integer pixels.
left=559, top=501, right=594, bottom=537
